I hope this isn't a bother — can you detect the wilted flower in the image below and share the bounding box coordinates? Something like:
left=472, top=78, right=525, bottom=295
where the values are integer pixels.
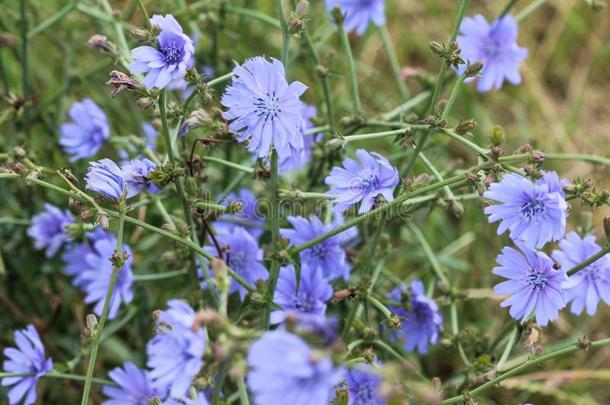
left=1, top=325, right=53, bottom=405
left=388, top=280, right=443, bottom=354
left=552, top=232, right=610, bottom=315
left=122, top=158, right=160, bottom=198
left=129, top=15, right=194, bottom=89
left=493, top=244, right=567, bottom=326
left=102, top=362, right=158, bottom=404
left=106, top=70, right=142, bottom=97
left=271, top=264, right=333, bottom=324
left=280, top=215, right=351, bottom=280
left=147, top=300, right=205, bottom=399
left=85, top=158, right=127, bottom=201
left=456, top=15, right=528, bottom=92
left=221, top=56, right=307, bottom=160
left=60, top=99, right=109, bottom=161
left=247, top=330, right=343, bottom=405
left=27, top=203, right=73, bottom=257
left=325, top=149, right=399, bottom=214
left=484, top=172, right=568, bottom=249
left=325, top=0, right=386, bottom=35
left=203, top=226, right=267, bottom=300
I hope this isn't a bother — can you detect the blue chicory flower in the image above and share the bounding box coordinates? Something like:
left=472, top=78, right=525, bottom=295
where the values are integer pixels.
left=142, top=123, right=159, bottom=150
left=62, top=228, right=134, bottom=319
left=388, top=280, right=443, bottom=355
left=247, top=330, right=343, bottom=405
left=203, top=226, right=268, bottom=300
left=59, top=99, right=109, bottom=161
left=103, top=362, right=158, bottom=404
left=456, top=14, right=528, bottom=92
left=130, top=15, right=194, bottom=89
left=552, top=232, right=610, bottom=316
left=271, top=264, right=333, bottom=324
left=278, top=104, right=319, bottom=174
left=147, top=300, right=206, bottom=399
left=325, top=149, right=399, bottom=214
left=343, top=364, right=386, bottom=405
left=221, top=56, right=307, bottom=160
left=493, top=244, right=567, bottom=326
left=122, top=157, right=160, bottom=198
left=1, top=325, right=53, bottom=405
left=280, top=215, right=351, bottom=280
left=85, top=158, right=128, bottom=201
left=484, top=172, right=568, bottom=249
left=27, top=203, right=73, bottom=257
left=215, top=188, right=264, bottom=240
left=325, top=0, right=386, bottom=36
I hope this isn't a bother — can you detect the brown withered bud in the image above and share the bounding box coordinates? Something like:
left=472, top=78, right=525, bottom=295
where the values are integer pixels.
left=107, top=71, right=142, bottom=97
left=12, top=162, right=26, bottom=174
left=80, top=210, right=93, bottom=221
left=490, top=145, right=503, bottom=159
left=192, top=309, right=225, bottom=330
left=295, top=0, right=309, bottom=16
left=87, top=34, right=117, bottom=54
left=0, top=32, right=16, bottom=47
left=98, top=212, right=109, bottom=230
left=523, top=323, right=540, bottom=350
left=531, top=150, right=545, bottom=164
left=578, top=336, right=591, bottom=350
left=332, top=289, right=355, bottom=304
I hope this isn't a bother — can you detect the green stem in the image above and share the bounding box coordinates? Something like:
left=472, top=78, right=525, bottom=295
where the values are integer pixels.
left=28, top=2, right=77, bottom=38
left=203, top=156, right=254, bottom=174
left=262, top=150, right=281, bottom=328
left=441, top=337, right=610, bottom=404
left=237, top=376, right=251, bottom=405
left=516, top=0, right=546, bottom=22
left=338, top=23, right=361, bottom=113
left=379, top=25, right=409, bottom=100
left=343, top=127, right=425, bottom=143
left=499, top=0, right=520, bottom=19
left=450, top=303, right=472, bottom=367
left=20, top=0, right=30, bottom=137
left=567, top=244, right=610, bottom=276
left=80, top=204, right=127, bottom=405
left=224, top=4, right=280, bottom=28
left=134, top=269, right=189, bottom=281
left=206, top=71, right=234, bottom=88
left=366, top=296, right=393, bottom=319
left=383, top=91, right=431, bottom=121
left=0, top=371, right=115, bottom=386
left=275, top=0, right=289, bottom=68
left=442, top=128, right=490, bottom=156
left=135, top=0, right=150, bottom=28
left=406, top=222, right=450, bottom=288
left=496, top=326, right=519, bottom=372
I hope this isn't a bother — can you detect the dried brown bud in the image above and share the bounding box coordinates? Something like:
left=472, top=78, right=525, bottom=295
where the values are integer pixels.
left=107, top=70, right=142, bottom=97
left=332, top=289, right=355, bottom=304
left=87, top=34, right=117, bottom=54
left=0, top=32, right=16, bottom=47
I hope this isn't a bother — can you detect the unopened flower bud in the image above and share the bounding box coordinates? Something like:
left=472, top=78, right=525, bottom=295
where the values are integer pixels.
left=531, top=150, right=545, bottom=164
left=490, top=126, right=505, bottom=146
left=148, top=396, right=163, bottom=405
left=130, top=28, right=150, bottom=42
left=326, top=136, right=346, bottom=151
left=330, top=6, right=345, bottom=25
left=179, top=109, right=212, bottom=136
left=136, top=97, right=155, bottom=109
left=296, top=0, right=309, bottom=16
left=87, top=34, right=117, bottom=55
left=464, top=61, right=484, bottom=78
left=98, top=212, right=109, bottom=230
left=490, top=145, right=503, bottom=159
left=455, top=118, right=476, bottom=135
left=86, top=313, right=98, bottom=333
left=13, top=146, right=26, bottom=159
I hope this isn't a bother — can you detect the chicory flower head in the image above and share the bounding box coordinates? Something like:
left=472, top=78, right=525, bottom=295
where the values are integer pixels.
left=493, top=244, right=567, bottom=326
left=343, top=364, right=386, bottom=405
left=388, top=280, right=443, bottom=355
left=60, top=98, right=109, bottom=161
left=147, top=300, right=206, bottom=399
left=122, top=157, right=160, bottom=198
left=103, top=362, right=158, bottom=405
left=247, top=330, right=343, bottom=405
left=1, top=325, right=53, bottom=405
left=130, top=15, right=194, bottom=89
left=27, top=203, right=73, bottom=258
left=325, top=0, right=386, bottom=36
left=325, top=149, right=399, bottom=214
left=484, top=172, right=568, bottom=249
left=456, top=14, right=528, bottom=92
left=280, top=215, right=351, bottom=280
left=271, top=264, right=333, bottom=324
left=204, top=226, right=268, bottom=300
left=221, top=56, right=307, bottom=160
left=85, top=158, right=128, bottom=201
left=552, top=232, right=610, bottom=316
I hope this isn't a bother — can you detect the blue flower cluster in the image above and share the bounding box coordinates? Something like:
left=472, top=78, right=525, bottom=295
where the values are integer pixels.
left=85, top=157, right=159, bottom=201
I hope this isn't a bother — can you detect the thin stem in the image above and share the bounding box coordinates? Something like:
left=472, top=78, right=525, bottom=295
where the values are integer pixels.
left=237, top=376, right=251, bottom=405
left=203, top=156, right=254, bottom=174
left=516, top=0, right=546, bottom=22
left=80, top=204, right=127, bottom=405
left=338, top=23, right=360, bottom=113
left=206, top=72, right=234, bottom=88
left=442, top=128, right=490, bottom=156
left=28, top=2, right=77, bottom=38
left=499, top=0, right=519, bottom=19
left=496, top=326, right=519, bottom=372
left=134, top=269, right=189, bottom=281
left=366, top=296, right=393, bottom=319
left=441, top=337, right=610, bottom=404
left=262, top=150, right=281, bottom=328
left=379, top=26, right=409, bottom=100
left=275, top=0, right=289, bottom=68
left=224, top=4, right=280, bottom=28
left=135, top=0, right=151, bottom=28
left=450, top=303, right=472, bottom=367
left=0, top=371, right=116, bottom=386
left=406, top=222, right=450, bottom=288
left=567, top=244, right=610, bottom=276
left=343, top=127, right=425, bottom=144
left=20, top=0, right=30, bottom=136
left=383, top=91, right=431, bottom=121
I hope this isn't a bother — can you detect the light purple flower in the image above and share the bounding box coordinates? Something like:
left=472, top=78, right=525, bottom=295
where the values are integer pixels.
left=325, top=149, right=399, bottom=214
left=247, top=330, right=343, bottom=405
left=280, top=215, right=351, bottom=280
left=1, top=325, right=53, bottom=405
left=344, top=364, right=386, bottom=405
left=553, top=232, right=610, bottom=316
left=142, top=123, right=159, bottom=150
left=271, top=264, right=333, bottom=324
left=279, top=104, right=319, bottom=173
left=122, top=158, right=160, bottom=198
left=130, top=15, right=194, bottom=90
left=493, top=244, right=567, bottom=326
left=103, top=362, right=158, bottom=405
left=85, top=158, right=127, bottom=201
left=215, top=188, right=264, bottom=239
left=388, top=280, right=443, bottom=354
left=59, top=99, right=109, bottom=161
left=456, top=15, right=528, bottom=92
left=204, top=226, right=268, bottom=300
left=484, top=172, right=568, bottom=249
left=221, top=56, right=307, bottom=160
left=325, top=0, right=386, bottom=36
left=147, top=300, right=206, bottom=399
left=26, top=203, right=73, bottom=257
left=62, top=228, right=134, bottom=319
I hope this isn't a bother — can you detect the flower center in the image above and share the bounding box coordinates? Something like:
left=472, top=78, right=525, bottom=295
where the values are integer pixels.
left=585, top=263, right=601, bottom=280
left=162, top=41, right=184, bottom=65
left=309, top=243, right=327, bottom=260
left=293, top=293, right=315, bottom=313
left=353, top=382, right=374, bottom=404
left=527, top=268, right=548, bottom=291
left=520, top=199, right=545, bottom=220
left=228, top=252, right=247, bottom=271
left=483, top=39, right=503, bottom=59
left=356, top=170, right=380, bottom=192
left=253, top=92, right=281, bottom=121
